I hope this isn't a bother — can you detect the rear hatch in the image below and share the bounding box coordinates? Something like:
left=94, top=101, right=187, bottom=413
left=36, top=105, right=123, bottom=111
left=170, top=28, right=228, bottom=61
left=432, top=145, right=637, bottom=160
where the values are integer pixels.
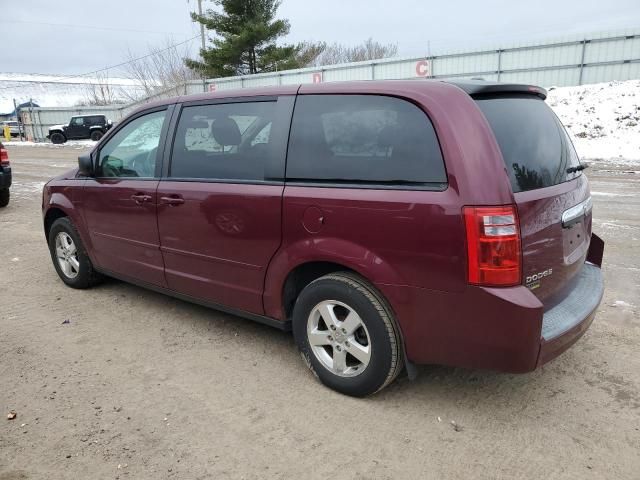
left=475, top=93, right=591, bottom=307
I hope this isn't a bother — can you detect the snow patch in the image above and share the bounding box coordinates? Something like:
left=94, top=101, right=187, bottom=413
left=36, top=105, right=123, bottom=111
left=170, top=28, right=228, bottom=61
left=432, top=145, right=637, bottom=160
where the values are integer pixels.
left=611, top=300, right=634, bottom=308
left=547, top=80, right=640, bottom=163
left=591, top=191, right=631, bottom=197
left=4, top=140, right=95, bottom=149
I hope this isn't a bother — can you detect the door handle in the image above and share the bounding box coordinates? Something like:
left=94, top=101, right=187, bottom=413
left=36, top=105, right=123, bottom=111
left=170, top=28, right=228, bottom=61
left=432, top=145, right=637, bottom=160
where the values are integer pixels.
left=131, top=193, right=152, bottom=203
left=160, top=195, right=185, bottom=206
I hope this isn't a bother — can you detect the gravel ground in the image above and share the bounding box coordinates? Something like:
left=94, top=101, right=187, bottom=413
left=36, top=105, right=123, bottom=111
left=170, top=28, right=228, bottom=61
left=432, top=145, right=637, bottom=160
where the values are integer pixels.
left=1, top=145, right=639, bottom=480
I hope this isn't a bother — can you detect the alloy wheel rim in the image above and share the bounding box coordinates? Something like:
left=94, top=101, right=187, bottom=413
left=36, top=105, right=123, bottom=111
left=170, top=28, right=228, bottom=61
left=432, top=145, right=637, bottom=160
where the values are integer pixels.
left=307, top=300, right=371, bottom=377
left=55, top=232, right=79, bottom=279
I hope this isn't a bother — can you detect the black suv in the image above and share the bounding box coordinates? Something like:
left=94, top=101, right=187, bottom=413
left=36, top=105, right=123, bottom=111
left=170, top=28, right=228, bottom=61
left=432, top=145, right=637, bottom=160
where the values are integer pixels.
left=48, top=115, right=113, bottom=144
left=0, top=142, right=11, bottom=207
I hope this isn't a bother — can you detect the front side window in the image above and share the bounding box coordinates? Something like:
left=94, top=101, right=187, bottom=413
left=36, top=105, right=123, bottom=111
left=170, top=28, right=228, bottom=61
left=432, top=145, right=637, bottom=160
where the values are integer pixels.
left=286, top=95, right=447, bottom=186
left=98, top=110, right=166, bottom=178
left=72, top=117, right=84, bottom=126
left=170, top=101, right=280, bottom=181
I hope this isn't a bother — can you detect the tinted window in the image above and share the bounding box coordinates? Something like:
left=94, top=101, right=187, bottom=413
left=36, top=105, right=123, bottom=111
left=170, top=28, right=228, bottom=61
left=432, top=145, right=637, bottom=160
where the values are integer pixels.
left=99, top=110, right=166, bottom=178
left=475, top=95, right=581, bottom=193
left=170, top=101, right=281, bottom=181
left=286, top=95, right=446, bottom=186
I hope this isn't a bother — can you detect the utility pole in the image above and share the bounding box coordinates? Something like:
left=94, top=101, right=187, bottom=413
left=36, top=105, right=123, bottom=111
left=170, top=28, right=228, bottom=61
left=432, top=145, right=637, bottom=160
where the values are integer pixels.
left=197, top=0, right=206, bottom=53
left=197, top=0, right=208, bottom=92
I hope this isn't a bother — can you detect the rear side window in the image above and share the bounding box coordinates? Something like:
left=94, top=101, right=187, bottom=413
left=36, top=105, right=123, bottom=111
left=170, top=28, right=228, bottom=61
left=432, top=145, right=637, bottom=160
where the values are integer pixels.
left=170, top=101, right=282, bottom=181
left=286, top=95, right=447, bottom=186
left=475, top=95, right=581, bottom=193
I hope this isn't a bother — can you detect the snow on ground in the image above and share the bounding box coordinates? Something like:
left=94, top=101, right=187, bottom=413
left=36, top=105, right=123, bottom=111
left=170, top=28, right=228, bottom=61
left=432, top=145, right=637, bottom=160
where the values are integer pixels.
left=547, top=80, right=640, bottom=164
left=0, top=73, right=145, bottom=113
left=2, top=139, right=95, bottom=149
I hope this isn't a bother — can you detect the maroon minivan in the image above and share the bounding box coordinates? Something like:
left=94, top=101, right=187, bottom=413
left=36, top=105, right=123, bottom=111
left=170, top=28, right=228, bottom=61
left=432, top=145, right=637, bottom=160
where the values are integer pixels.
left=42, top=80, right=604, bottom=396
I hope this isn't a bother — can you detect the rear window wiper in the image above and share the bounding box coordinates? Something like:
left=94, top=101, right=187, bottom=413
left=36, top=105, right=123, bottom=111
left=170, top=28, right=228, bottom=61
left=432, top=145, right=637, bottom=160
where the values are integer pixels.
left=567, top=164, right=588, bottom=174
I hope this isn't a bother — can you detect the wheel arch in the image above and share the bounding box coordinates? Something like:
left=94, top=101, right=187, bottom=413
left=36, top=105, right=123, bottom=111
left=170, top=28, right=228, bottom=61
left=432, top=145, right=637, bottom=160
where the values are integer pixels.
left=280, top=261, right=358, bottom=322
left=44, top=207, right=68, bottom=241
left=264, top=238, right=405, bottom=320
left=43, top=194, right=96, bottom=265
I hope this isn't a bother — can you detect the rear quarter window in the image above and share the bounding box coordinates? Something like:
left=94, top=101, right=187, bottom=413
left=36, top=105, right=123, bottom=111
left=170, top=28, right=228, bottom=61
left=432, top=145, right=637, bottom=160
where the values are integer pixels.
left=286, top=94, right=447, bottom=187
left=475, top=95, right=581, bottom=193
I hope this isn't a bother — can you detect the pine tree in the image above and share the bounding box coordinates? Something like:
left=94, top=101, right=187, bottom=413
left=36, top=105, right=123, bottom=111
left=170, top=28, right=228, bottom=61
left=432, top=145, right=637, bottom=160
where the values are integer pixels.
left=186, top=0, right=301, bottom=77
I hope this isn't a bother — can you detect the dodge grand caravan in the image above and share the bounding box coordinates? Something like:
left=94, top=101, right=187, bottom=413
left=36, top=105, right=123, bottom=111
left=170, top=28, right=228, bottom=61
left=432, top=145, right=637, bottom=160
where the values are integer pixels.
left=42, top=80, right=605, bottom=396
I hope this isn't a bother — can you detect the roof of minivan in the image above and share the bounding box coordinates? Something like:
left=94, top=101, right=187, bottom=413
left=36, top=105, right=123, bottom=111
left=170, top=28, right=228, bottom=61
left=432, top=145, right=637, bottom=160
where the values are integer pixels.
left=135, top=79, right=546, bottom=114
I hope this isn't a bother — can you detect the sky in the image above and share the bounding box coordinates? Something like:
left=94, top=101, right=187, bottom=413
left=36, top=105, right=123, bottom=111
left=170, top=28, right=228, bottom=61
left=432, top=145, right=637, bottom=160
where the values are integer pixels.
left=2, top=0, right=640, bottom=76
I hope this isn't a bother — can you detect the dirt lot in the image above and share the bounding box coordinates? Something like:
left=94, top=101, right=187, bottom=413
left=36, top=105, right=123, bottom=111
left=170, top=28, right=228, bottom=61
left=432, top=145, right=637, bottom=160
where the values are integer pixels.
left=1, top=145, right=639, bottom=480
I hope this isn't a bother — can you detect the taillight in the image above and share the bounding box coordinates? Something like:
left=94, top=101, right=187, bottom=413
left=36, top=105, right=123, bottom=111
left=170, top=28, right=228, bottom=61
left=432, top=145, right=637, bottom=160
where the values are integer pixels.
left=0, top=147, right=9, bottom=166
left=463, top=205, right=521, bottom=286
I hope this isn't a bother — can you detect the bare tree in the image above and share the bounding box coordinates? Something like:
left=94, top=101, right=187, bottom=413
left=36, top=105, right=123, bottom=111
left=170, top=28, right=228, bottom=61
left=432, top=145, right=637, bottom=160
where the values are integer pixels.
left=81, top=72, right=125, bottom=106
left=122, top=38, right=199, bottom=100
left=299, top=38, right=398, bottom=67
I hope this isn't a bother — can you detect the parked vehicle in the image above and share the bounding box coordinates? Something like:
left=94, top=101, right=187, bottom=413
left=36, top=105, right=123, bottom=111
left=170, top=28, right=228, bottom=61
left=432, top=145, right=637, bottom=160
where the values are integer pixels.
left=41, top=80, right=605, bottom=396
left=0, top=141, right=11, bottom=207
left=1, top=121, right=21, bottom=137
left=47, top=115, right=113, bottom=144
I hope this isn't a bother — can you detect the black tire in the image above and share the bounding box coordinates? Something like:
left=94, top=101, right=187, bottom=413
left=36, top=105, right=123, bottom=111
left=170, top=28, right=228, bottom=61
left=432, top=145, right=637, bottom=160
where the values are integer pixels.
left=0, top=188, right=9, bottom=207
left=90, top=130, right=104, bottom=141
left=292, top=272, right=403, bottom=397
left=48, top=217, right=102, bottom=289
left=50, top=132, right=66, bottom=144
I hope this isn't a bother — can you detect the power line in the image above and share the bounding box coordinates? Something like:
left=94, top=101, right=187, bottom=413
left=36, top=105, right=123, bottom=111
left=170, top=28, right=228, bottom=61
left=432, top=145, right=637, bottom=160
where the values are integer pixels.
left=0, top=35, right=200, bottom=92
left=0, top=18, right=187, bottom=36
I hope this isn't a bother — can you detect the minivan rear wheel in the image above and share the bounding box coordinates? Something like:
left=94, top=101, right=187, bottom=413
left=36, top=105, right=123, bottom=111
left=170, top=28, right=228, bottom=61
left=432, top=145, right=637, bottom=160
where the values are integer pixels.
left=48, top=217, right=102, bottom=289
left=292, top=272, right=403, bottom=396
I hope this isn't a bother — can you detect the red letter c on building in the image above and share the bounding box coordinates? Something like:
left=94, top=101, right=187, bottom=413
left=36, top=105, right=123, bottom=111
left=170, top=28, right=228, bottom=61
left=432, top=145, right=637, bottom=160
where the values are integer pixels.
left=415, top=60, right=430, bottom=77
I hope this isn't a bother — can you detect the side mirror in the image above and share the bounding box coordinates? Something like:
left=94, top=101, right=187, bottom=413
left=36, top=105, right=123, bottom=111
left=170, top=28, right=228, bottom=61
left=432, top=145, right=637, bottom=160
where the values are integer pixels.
left=78, top=153, right=94, bottom=177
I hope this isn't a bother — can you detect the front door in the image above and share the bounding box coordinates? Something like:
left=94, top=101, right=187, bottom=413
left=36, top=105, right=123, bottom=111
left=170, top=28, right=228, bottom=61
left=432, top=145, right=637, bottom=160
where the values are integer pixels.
left=81, top=108, right=170, bottom=286
left=156, top=97, right=293, bottom=314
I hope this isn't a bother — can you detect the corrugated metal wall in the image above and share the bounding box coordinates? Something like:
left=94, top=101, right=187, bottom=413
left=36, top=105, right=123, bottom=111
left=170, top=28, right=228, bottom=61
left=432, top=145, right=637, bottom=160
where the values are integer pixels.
left=22, top=29, right=640, bottom=141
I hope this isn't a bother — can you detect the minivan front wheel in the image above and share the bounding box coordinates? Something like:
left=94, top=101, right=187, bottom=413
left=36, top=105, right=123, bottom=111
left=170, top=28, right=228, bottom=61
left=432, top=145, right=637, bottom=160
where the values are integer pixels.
left=293, top=272, right=403, bottom=396
left=48, top=217, right=102, bottom=289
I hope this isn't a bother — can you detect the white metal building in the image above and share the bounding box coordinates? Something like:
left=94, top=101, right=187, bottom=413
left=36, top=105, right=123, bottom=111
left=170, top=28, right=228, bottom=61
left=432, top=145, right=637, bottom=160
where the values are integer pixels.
left=19, top=28, right=640, bottom=141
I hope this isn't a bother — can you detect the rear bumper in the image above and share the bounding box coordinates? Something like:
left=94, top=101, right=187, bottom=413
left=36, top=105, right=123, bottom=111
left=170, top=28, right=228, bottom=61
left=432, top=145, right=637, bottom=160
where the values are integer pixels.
left=537, top=262, right=603, bottom=366
left=379, top=261, right=604, bottom=373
